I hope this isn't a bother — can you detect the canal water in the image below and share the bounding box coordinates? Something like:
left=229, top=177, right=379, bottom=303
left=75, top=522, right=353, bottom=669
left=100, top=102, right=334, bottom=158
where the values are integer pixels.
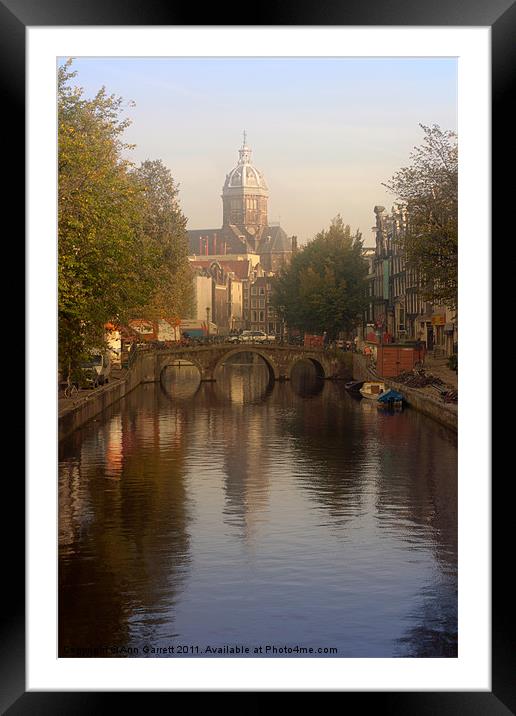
left=59, top=357, right=457, bottom=658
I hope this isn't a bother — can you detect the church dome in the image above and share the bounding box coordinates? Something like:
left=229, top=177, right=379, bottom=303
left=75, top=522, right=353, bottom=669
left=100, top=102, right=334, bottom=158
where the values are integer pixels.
left=223, top=135, right=268, bottom=192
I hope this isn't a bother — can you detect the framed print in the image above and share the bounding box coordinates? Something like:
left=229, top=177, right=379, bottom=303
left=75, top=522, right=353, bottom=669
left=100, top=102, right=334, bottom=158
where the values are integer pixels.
left=9, top=0, right=511, bottom=709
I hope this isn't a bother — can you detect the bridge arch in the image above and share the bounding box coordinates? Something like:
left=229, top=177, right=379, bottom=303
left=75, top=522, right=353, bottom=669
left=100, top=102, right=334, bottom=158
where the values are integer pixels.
left=288, top=354, right=326, bottom=380
left=212, top=346, right=279, bottom=382
left=158, top=356, right=204, bottom=383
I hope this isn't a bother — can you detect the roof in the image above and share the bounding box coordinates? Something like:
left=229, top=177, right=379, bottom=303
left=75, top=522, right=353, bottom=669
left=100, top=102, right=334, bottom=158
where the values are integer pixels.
left=258, top=225, right=291, bottom=253
left=189, top=258, right=251, bottom=280
left=224, top=163, right=268, bottom=192
left=187, top=227, right=254, bottom=255
left=187, top=229, right=221, bottom=254
left=223, top=140, right=268, bottom=193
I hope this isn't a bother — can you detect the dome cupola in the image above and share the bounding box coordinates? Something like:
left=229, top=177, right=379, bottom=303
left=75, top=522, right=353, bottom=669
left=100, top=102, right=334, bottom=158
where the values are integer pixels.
left=223, top=132, right=268, bottom=191
left=222, top=132, right=269, bottom=240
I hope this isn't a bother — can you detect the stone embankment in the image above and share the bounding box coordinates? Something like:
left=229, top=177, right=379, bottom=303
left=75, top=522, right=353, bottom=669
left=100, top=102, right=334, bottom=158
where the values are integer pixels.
left=58, top=349, right=156, bottom=441
left=352, top=353, right=457, bottom=432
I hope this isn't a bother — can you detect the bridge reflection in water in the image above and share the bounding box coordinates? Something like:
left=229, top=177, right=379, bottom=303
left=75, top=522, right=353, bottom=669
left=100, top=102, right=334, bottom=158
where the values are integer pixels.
left=59, top=359, right=457, bottom=658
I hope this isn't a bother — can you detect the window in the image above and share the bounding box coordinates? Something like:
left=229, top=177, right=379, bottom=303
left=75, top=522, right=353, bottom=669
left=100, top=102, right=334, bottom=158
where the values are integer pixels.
left=251, top=286, right=257, bottom=295
left=398, top=307, right=405, bottom=331
left=252, top=311, right=257, bottom=322
left=259, top=299, right=265, bottom=308
left=251, top=298, right=257, bottom=308
left=259, top=287, right=265, bottom=295
left=259, top=311, right=264, bottom=321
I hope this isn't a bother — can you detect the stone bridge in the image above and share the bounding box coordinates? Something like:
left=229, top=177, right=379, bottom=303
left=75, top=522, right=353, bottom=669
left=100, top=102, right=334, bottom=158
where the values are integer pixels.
left=135, top=343, right=339, bottom=383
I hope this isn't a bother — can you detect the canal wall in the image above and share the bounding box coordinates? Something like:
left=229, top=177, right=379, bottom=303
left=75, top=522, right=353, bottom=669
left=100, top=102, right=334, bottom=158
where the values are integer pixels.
left=352, top=353, right=376, bottom=382
left=58, top=350, right=156, bottom=441
left=352, top=354, right=457, bottom=432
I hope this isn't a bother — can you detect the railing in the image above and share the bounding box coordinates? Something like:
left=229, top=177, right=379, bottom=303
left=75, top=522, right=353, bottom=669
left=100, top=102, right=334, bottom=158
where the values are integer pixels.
left=130, top=339, right=331, bottom=350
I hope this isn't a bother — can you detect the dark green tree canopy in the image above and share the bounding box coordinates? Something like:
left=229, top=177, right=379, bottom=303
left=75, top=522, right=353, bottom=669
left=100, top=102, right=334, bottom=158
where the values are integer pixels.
left=272, top=216, right=368, bottom=338
left=383, top=124, right=458, bottom=310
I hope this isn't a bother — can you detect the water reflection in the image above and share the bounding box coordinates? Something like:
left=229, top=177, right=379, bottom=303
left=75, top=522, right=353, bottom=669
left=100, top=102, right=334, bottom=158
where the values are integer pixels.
left=59, top=361, right=457, bottom=657
left=160, top=363, right=201, bottom=401
left=290, top=361, right=325, bottom=397
left=59, top=386, right=192, bottom=654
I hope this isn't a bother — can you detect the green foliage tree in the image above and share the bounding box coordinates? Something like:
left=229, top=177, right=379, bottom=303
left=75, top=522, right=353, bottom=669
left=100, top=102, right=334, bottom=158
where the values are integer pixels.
left=272, top=216, right=368, bottom=338
left=383, top=124, right=458, bottom=310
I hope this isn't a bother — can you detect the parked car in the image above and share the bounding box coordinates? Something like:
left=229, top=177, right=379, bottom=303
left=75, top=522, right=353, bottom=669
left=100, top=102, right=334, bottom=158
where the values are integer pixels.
left=250, top=330, right=268, bottom=343
left=239, top=330, right=254, bottom=342
left=227, top=333, right=241, bottom=343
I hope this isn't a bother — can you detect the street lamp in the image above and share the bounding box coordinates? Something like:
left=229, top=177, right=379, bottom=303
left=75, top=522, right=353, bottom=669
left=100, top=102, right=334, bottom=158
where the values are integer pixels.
left=206, top=307, right=210, bottom=338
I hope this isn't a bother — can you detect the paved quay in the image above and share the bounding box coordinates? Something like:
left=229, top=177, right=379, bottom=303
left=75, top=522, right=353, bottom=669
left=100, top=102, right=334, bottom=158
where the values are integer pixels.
left=386, top=354, right=458, bottom=431
left=58, top=366, right=127, bottom=417
left=419, top=354, right=457, bottom=389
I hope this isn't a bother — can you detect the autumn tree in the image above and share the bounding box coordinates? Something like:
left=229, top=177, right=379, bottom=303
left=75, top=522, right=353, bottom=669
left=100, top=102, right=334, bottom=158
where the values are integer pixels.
left=272, top=216, right=368, bottom=338
left=58, top=60, right=192, bottom=374
left=383, top=124, right=458, bottom=310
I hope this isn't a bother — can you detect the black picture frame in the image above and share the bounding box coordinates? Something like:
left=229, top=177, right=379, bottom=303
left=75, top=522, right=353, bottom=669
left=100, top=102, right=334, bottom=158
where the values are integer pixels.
left=10, top=0, right=509, bottom=709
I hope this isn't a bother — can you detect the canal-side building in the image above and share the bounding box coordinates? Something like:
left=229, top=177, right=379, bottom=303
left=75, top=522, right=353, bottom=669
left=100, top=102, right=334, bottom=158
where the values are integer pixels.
left=187, top=134, right=296, bottom=274
left=363, top=205, right=457, bottom=356
left=242, top=274, right=283, bottom=336
left=187, top=260, right=246, bottom=333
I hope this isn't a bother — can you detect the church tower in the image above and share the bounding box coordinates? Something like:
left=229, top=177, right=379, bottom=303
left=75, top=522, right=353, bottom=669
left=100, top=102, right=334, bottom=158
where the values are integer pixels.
left=221, top=132, right=269, bottom=251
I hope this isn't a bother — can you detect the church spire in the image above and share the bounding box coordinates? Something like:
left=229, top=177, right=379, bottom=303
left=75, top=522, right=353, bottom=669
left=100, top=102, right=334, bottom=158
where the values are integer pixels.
left=238, top=131, right=251, bottom=164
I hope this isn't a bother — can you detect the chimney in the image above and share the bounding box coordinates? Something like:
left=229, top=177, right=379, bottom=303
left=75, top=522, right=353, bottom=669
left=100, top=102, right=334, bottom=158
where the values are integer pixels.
left=205, top=236, right=208, bottom=256
left=291, top=235, right=298, bottom=252
left=199, top=237, right=202, bottom=255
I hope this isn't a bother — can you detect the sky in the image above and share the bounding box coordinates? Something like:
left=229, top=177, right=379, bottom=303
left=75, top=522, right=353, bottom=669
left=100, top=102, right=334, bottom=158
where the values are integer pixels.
left=59, top=57, right=457, bottom=247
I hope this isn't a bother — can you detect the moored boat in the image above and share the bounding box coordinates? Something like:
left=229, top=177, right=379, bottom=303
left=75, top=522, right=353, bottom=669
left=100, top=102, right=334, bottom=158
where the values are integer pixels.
left=377, top=388, right=404, bottom=410
left=345, top=380, right=364, bottom=394
left=359, top=381, right=386, bottom=399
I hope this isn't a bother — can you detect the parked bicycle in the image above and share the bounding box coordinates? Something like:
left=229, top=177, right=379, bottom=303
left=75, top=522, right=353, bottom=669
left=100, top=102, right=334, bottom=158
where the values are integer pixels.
left=60, top=359, right=80, bottom=399
left=64, top=378, right=79, bottom=399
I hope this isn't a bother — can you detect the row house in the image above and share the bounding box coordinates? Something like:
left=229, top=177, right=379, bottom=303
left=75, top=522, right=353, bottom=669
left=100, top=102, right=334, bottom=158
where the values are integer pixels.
left=363, top=205, right=457, bottom=356
left=242, top=274, right=284, bottom=336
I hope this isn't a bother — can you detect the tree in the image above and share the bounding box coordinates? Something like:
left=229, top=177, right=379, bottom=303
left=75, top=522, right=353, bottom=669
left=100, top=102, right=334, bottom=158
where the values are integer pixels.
left=131, top=160, right=193, bottom=323
left=58, top=60, right=192, bottom=374
left=272, top=216, right=368, bottom=338
left=383, top=124, right=458, bottom=310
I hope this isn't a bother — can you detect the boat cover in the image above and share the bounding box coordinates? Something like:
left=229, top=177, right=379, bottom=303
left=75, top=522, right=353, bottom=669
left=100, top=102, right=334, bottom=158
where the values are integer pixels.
left=377, top=389, right=404, bottom=403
